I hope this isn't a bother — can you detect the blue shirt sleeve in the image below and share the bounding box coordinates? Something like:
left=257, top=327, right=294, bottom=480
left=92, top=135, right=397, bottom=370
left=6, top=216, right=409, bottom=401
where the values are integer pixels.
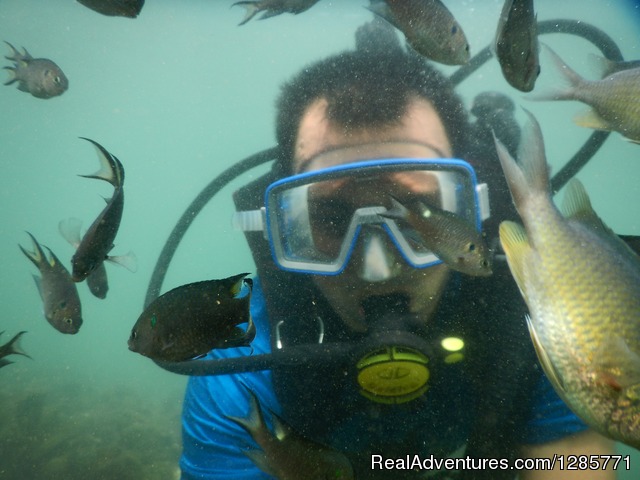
left=180, top=276, right=280, bottom=480
left=521, top=371, right=590, bottom=445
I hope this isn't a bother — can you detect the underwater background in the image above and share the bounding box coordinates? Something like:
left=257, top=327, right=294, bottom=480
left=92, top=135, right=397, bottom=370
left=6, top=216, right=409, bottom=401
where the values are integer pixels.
left=1, top=0, right=639, bottom=478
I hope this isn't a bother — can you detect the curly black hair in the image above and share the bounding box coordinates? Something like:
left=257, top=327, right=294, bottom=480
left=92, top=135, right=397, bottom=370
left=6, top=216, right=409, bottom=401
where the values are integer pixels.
left=273, top=47, right=469, bottom=176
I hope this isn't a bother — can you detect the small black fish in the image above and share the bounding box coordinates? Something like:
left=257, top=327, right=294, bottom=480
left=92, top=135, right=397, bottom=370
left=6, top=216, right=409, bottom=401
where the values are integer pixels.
left=128, top=273, right=255, bottom=362
left=3, top=41, right=68, bottom=99
left=367, top=0, right=470, bottom=66
left=494, top=0, right=540, bottom=92
left=76, top=0, right=145, bottom=18
left=226, top=385, right=355, bottom=480
left=65, top=139, right=127, bottom=282
left=19, top=233, right=83, bottom=334
left=0, top=331, right=31, bottom=370
left=233, top=0, right=320, bottom=26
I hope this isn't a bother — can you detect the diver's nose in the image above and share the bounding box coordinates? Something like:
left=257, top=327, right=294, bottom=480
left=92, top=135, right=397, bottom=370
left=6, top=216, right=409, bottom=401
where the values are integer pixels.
left=358, top=231, right=400, bottom=282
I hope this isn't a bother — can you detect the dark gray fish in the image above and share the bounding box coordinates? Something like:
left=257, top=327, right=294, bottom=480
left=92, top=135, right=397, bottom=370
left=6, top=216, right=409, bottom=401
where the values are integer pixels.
left=494, top=0, right=540, bottom=92
left=233, top=0, right=320, bottom=26
left=65, top=138, right=127, bottom=282
left=128, top=273, right=255, bottom=362
left=58, top=217, right=110, bottom=299
left=382, top=196, right=493, bottom=276
left=226, top=385, right=354, bottom=480
left=76, top=0, right=144, bottom=18
left=367, top=0, right=470, bottom=65
left=19, top=233, right=83, bottom=334
left=86, top=263, right=109, bottom=299
left=3, top=41, right=68, bottom=99
left=0, top=331, right=30, bottom=369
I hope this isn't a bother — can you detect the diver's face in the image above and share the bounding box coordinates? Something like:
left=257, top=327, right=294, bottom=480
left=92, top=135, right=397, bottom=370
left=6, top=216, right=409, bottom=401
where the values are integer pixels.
left=292, top=96, right=454, bottom=331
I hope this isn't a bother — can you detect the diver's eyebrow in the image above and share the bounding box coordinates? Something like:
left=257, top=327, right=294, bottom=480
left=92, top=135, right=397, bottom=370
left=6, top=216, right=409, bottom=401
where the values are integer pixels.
left=295, top=141, right=450, bottom=173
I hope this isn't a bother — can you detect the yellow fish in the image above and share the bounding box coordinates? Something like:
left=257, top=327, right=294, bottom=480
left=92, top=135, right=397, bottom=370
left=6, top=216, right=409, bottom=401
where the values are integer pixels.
left=495, top=109, right=640, bottom=450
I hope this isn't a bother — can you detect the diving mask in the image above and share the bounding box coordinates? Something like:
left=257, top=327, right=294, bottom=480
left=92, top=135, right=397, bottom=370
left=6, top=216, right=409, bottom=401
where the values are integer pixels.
left=234, top=158, right=489, bottom=275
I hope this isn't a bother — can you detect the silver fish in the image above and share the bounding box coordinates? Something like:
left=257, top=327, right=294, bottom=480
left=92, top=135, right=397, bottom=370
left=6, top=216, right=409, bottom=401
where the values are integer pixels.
left=494, top=0, right=540, bottom=92
left=233, top=0, right=320, bottom=26
left=367, top=0, right=470, bottom=65
left=533, top=44, right=640, bottom=142
left=495, top=109, right=640, bottom=450
left=19, top=233, right=83, bottom=334
left=226, top=385, right=354, bottom=480
left=3, top=41, right=68, bottom=99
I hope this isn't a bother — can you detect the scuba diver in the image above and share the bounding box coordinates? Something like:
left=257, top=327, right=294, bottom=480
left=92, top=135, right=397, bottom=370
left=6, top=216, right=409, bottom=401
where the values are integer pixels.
left=177, top=21, right=617, bottom=480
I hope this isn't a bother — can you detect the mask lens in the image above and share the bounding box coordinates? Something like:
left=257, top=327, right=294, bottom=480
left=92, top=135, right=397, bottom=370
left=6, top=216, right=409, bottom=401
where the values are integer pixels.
left=265, top=159, right=483, bottom=274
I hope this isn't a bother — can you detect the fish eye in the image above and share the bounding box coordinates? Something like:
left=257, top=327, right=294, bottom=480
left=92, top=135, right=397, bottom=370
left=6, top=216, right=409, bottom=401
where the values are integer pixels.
left=55, top=76, right=61, bottom=84
left=467, top=243, right=476, bottom=252
left=130, top=330, right=137, bottom=340
left=150, top=315, right=157, bottom=328
left=65, top=318, right=73, bottom=325
left=451, top=25, right=457, bottom=35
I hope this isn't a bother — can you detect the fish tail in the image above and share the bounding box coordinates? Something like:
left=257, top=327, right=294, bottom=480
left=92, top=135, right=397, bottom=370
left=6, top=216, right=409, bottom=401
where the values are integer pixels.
left=493, top=109, right=550, bottom=214
left=3, top=40, right=20, bottom=61
left=78, top=137, right=125, bottom=188
left=19, top=232, right=47, bottom=270
left=226, top=383, right=267, bottom=437
left=232, top=2, right=261, bottom=26
left=2, top=331, right=31, bottom=359
left=3, top=66, right=16, bottom=85
left=42, top=245, right=64, bottom=270
left=529, top=44, right=585, bottom=101
left=379, top=195, right=409, bottom=220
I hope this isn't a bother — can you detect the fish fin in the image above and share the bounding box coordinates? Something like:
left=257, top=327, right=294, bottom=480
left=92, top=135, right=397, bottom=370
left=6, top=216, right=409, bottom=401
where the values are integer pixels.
left=593, top=336, right=640, bottom=392
left=3, top=41, right=22, bottom=61
left=526, top=315, right=567, bottom=395
left=19, top=232, right=46, bottom=270
left=498, top=221, right=532, bottom=293
left=224, top=272, right=250, bottom=297
left=32, top=275, right=45, bottom=302
left=493, top=110, right=549, bottom=213
left=560, top=179, right=609, bottom=230
left=78, top=137, right=124, bottom=188
left=232, top=2, right=261, bottom=26
left=58, top=217, right=83, bottom=249
left=3, top=66, right=16, bottom=85
left=0, top=358, right=14, bottom=368
left=226, top=383, right=269, bottom=440
left=365, top=2, right=399, bottom=31
left=572, top=109, right=612, bottom=131
left=3, top=331, right=31, bottom=359
left=587, top=52, right=616, bottom=79
left=42, top=245, right=64, bottom=270
left=106, top=250, right=137, bottom=272
left=243, top=450, right=276, bottom=476
left=528, top=43, right=584, bottom=101
left=378, top=195, right=408, bottom=221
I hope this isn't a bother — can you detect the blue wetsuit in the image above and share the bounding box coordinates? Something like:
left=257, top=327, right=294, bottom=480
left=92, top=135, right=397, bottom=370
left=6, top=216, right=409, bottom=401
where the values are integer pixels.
left=180, top=276, right=588, bottom=480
